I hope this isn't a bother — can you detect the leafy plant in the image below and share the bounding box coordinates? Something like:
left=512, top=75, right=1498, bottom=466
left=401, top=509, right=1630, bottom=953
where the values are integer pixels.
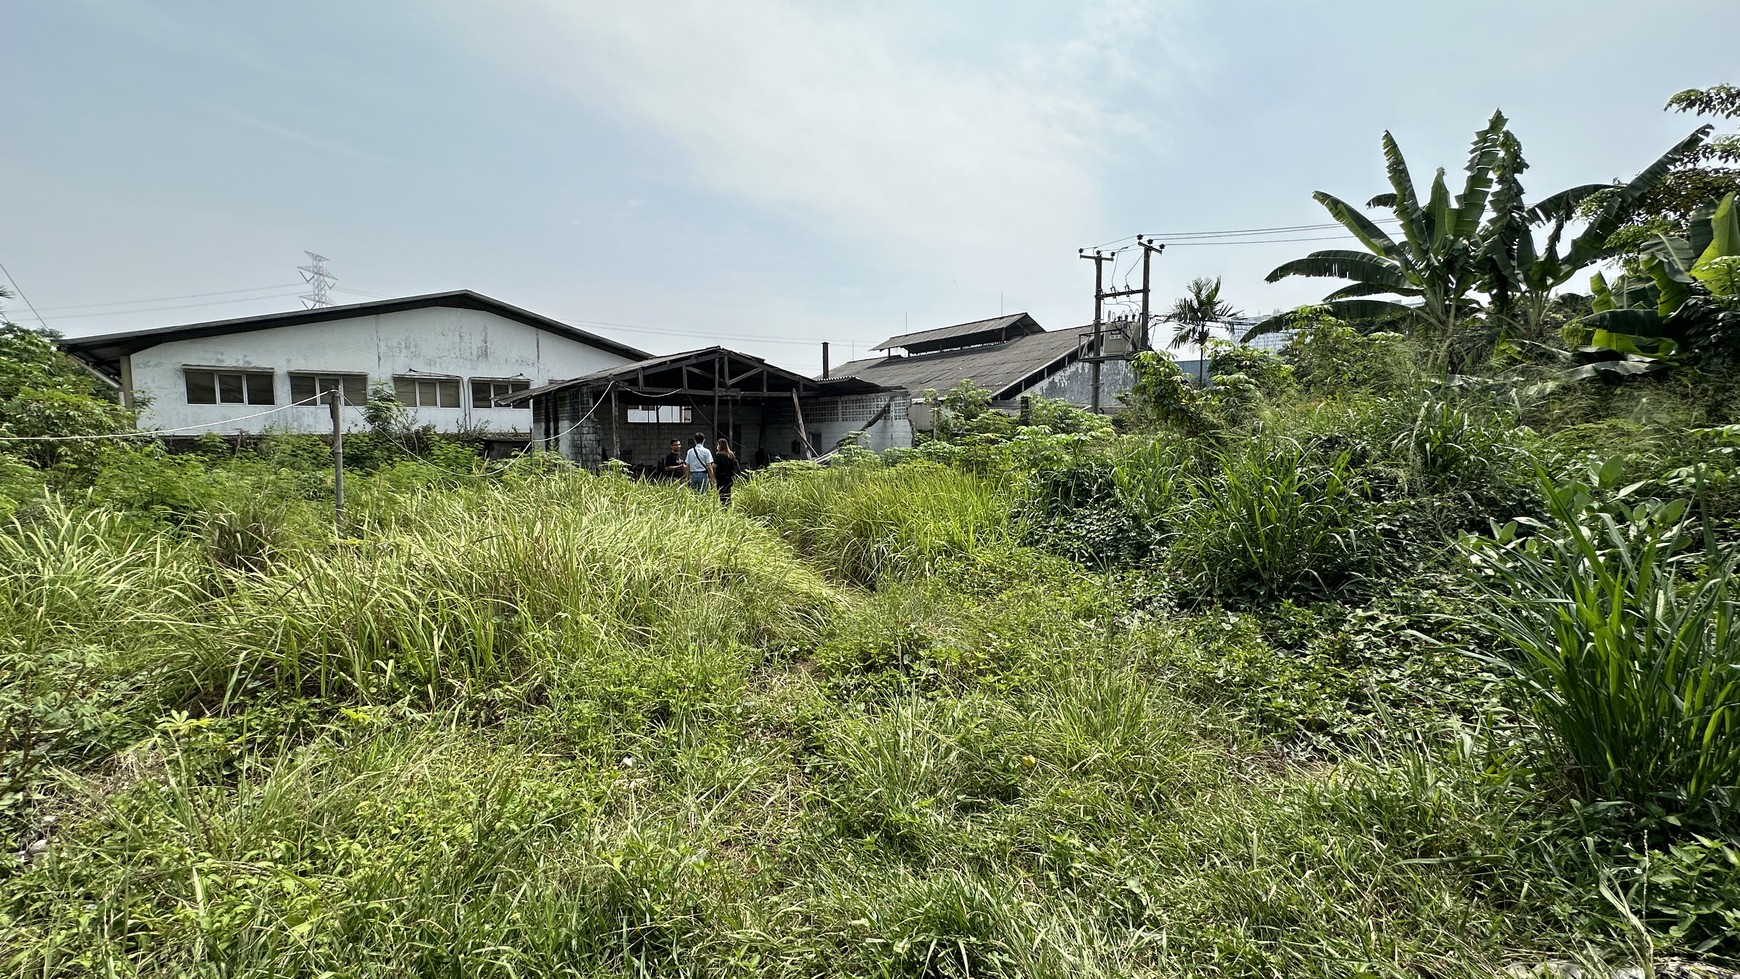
left=1466, top=465, right=1740, bottom=827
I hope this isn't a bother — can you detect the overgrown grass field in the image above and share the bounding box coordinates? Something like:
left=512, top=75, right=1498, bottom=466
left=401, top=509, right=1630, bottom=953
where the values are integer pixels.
left=3, top=386, right=1737, bottom=978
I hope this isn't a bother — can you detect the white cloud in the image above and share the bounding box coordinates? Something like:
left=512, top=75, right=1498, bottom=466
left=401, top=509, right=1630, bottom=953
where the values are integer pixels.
left=457, top=1, right=1190, bottom=291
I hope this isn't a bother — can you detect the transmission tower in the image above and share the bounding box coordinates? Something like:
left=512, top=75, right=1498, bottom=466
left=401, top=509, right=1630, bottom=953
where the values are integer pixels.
left=298, top=251, right=336, bottom=308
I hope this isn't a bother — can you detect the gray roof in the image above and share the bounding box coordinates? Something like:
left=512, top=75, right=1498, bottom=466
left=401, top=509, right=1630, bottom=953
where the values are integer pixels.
left=871, top=312, right=1042, bottom=353
left=59, top=290, right=652, bottom=374
left=832, top=326, right=1093, bottom=399
left=507, top=345, right=888, bottom=404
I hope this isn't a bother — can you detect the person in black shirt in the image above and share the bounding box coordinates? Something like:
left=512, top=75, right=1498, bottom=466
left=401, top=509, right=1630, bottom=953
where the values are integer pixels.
left=713, top=438, right=741, bottom=505
left=659, top=438, right=686, bottom=482
left=753, top=445, right=771, bottom=469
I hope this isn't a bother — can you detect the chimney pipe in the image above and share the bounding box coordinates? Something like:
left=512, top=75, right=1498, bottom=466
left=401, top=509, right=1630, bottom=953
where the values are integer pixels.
left=822, top=341, right=830, bottom=378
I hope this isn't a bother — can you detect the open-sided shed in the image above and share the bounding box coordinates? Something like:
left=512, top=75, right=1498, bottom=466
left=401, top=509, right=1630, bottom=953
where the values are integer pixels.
left=505, top=346, right=910, bottom=469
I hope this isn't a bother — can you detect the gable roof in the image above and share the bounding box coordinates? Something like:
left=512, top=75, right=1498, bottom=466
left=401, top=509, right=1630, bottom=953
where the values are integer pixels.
left=872, top=312, right=1042, bottom=354
left=832, top=326, right=1093, bottom=400
left=59, top=290, right=652, bottom=374
left=506, top=345, right=889, bottom=404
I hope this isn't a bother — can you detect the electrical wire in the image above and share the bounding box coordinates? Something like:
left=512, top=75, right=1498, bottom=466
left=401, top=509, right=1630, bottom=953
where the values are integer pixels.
left=0, top=394, right=326, bottom=442
left=31, top=284, right=304, bottom=313
left=0, top=262, right=51, bottom=331
left=33, top=293, right=308, bottom=322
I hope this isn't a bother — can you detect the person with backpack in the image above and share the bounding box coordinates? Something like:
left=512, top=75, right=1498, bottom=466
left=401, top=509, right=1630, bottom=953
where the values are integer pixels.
left=683, top=432, right=715, bottom=492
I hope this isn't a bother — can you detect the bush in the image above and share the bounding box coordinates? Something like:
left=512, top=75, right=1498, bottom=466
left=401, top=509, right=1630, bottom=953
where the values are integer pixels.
left=1466, top=466, right=1740, bottom=830
left=1167, top=440, right=1370, bottom=602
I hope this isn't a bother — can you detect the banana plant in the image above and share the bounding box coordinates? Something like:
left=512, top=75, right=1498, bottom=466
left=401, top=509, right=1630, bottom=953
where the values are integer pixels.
left=1479, top=127, right=1712, bottom=341
left=1256, top=111, right=1511, bottom=360
left=1578, top=192, right=1740, bottom=366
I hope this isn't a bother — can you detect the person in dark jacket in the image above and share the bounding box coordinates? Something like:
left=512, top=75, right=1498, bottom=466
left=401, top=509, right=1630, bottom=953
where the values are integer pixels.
left=713, top=437, right=741, bottom=505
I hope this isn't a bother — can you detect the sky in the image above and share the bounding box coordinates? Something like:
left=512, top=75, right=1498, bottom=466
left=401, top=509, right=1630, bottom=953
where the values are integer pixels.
left=2, top=0, right=1724, bottom=373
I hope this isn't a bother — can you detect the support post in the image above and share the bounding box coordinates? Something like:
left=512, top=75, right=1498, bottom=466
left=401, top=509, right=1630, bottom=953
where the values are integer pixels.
left=609, top=385, right=620, bottom=461
left=328, top=387, right=345, bottom=533
left=789, top=389, right=814, bottom=458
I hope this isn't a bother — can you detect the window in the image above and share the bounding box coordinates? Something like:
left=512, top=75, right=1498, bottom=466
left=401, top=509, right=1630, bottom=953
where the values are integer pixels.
left=289, top=372, right=368, bottom=406
left=393, top=376, right=461, bottom=408
left=625, top=405, right=691, bottom=424
left=185, top=369, right=274, bottom=406
left=471, top=378, right=530, bottom=408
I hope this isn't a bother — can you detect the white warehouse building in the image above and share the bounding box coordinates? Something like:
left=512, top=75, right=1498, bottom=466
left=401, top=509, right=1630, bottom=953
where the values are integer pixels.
left=61, top=291, right=650, bottom=447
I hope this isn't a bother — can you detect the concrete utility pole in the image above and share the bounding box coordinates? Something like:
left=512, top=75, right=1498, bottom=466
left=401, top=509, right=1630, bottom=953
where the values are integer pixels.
left=328, top=386, right=345, bottom=533
left=1137, top=235, right=1165, bottom=351
left=1079, top=249, right=1114, bottom=412
left=1080, top=238, right=1166, bottom=411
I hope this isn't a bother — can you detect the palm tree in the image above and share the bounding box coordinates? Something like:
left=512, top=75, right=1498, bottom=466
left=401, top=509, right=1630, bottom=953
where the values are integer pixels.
left=1164, top=277, right=1240, bottom=378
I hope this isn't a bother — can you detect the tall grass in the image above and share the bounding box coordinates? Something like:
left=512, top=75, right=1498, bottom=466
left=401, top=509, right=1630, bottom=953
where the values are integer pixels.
left=1167, top=440, right=1367, bottom=601
left=1468, top=472, right=1740, bottom=823
left=734, top=460, right=1010, bottom=587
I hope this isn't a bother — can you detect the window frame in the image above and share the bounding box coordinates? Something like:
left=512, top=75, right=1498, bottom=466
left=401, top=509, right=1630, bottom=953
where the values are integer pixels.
left=392, top=374, right=462, bottom=409
left=470, top=377, right=531, bottom=409
left=625, top=405, right=692, bottom=425
left=184, top=368, right=275, bottom=406
left=289, top=372, right=369, bottom=406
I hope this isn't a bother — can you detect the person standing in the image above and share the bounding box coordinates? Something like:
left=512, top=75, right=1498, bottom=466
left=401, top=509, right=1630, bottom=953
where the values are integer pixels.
left=660, top=438, right=687, bottom=482
left=713, top=437, right=740, bottom=506
left=684, top=432, right=715, bottom=492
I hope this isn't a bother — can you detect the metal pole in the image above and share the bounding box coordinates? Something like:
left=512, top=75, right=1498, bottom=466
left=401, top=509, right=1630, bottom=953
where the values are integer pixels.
left=329, top=386, right=345, bottom=533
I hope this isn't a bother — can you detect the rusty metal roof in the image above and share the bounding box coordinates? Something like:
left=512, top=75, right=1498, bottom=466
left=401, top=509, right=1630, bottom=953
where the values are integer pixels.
left=832, top=326, right=1093, bottom=399
left=871, top=312, right=1042, bottom=354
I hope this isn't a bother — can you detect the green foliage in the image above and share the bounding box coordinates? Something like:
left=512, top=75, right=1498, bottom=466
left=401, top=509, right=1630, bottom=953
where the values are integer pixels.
left=1280, top=312, right=1418, bottom=396
left=1466, top=465, right=1740, bottom=828
left=734, top=460, right=1010, bottom=587
left=1167, top=440, right=1369, bottom=601
left=0, top=323, right=134, bottom=486
left=9, top=369, right=1740, bottom=972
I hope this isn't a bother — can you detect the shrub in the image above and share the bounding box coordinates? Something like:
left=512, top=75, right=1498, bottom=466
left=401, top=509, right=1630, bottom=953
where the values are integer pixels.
left=1466, top=467, right=1740, bottom=829
left=1166, top=440, right=1370, bottom=602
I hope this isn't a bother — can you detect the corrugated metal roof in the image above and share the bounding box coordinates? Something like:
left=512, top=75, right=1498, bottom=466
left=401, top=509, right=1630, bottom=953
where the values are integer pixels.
left=58, top=290, right=653, bottom=372
left=506, top=346, right=890, bottom=404
left=833, top=326, right=1092, bottom=398
left=871, top=312, right=1041, bottom=353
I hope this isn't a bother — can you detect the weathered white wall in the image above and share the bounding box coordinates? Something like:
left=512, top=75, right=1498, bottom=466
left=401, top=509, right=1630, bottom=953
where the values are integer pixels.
left=799, top=392, right=913, bottom=453
left=127, top=306, right=638, bottom=436
left=1023, top=358, right=1137, bottom=408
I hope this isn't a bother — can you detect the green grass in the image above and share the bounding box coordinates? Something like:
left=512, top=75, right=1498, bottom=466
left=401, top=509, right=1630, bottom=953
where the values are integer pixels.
left=3, top=444, right=1738, bottom=975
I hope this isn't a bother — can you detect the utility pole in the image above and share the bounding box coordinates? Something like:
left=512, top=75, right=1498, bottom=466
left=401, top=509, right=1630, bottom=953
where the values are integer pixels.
left=1079, top=238, right=1166, bottom=412
left=299, top=252, right=336, bottom=308
left=328, top=386, right=345, bottom=533
left=1079, top=249, right=1113, bottom=412
left=1137, top=235, right=1165, bottom=351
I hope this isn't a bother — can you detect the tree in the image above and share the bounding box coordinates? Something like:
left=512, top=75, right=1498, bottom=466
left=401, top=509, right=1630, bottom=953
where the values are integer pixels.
left=1478, top=126, right=1711, bottom=343
left=1600, top=84, right=1740, bottom=249
left=1257, top=111, right=1511, bottom=369
left=0, top=293, right=136, bottom=482
left=1163, top=276, right=1241, bottom=371
left=1257, top=110, right=1710, bottom=371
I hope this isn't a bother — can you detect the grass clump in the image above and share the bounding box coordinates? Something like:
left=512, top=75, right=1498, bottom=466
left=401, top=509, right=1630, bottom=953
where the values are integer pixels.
left=1468, top=467, right=1740, bottom=828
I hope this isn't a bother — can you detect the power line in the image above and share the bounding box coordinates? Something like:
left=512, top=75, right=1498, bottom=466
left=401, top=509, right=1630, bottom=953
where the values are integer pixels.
left=1154, top=233, right=1368, bottom=246
left=0, top=262, right=51, bottom=331
left=24, top=292, right=307, bottom=322
left=32, top=283, right=302, bottom=312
